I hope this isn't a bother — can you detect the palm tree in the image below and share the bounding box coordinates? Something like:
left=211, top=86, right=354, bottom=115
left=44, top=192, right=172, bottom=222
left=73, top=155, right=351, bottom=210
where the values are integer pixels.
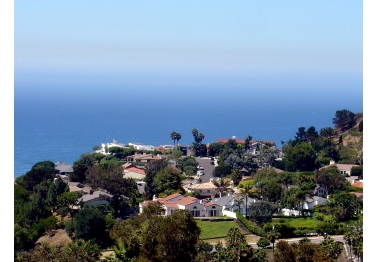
left=175, top=132, right=181, bottom=150
left=192, top=128, right=198, bottom=140
left=212, top=177, right=231, bottom=198
left=239, top=183, right=254, bottom=218
left=170, top=131, right=177, bottom=148
left=197, top=133, right=205, bottom=143
left=266, top=228, right=281, bottom=255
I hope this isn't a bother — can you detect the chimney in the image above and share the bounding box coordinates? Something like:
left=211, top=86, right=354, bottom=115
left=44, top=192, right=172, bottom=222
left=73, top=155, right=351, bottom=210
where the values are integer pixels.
left=232, top=136, right=236, bottom=140
left=153, top=194, right=157, bottom=201
left=90, top=190, right=93, bottom=195
left=330, top=160, right=335, bottom=165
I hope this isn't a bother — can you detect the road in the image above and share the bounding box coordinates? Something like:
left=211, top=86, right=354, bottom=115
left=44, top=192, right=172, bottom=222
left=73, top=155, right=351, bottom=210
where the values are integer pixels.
left=195, top=157, right=215, bottom=183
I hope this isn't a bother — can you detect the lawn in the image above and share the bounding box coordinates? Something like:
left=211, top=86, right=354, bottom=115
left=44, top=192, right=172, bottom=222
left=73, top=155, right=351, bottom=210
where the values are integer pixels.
left=272, top=217, right=321, bottom=229
left=196, top=220, right=241, bottom=239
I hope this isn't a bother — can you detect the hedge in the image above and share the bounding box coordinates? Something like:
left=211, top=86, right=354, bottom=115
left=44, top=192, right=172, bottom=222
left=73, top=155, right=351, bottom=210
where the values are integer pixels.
left=235, top=211, right=265, bottom=237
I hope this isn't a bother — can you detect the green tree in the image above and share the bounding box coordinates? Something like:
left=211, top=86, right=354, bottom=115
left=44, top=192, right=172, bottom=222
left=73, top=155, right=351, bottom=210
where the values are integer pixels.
left=19, top=161, right=57, bottom=192
left=315, top=165, right=348, bottom=195
left=170, top=131, right=177, bottom=148
left=284, top=142, right=316, bottom=172
left=74, top=208, right=107, bottom=245
left=213, top=163, right=232, bottom=178
left=320, top=236, right=343, bottom=260
left=243, top=135, right=253, bottom=152
left=71, top=163, right=88, bottom=183
left=154, top=166, right=183, bottom=194
left=248, top=201, right=277, bottom=226
left=230, top=169, right=242, bottom=186
left=110, top=204, right=201, bottom=262
left=256, top=237, right=270, bottom=249
left=175, top=132, right=181, bottom=148
left=46, top=176, right=69, bottom=211
left=332, top=109, right=356, bottom=132
left=274, top=240, right=296, bottom=262
left=305, top=126, right=319, bottom=144
left=266, top=228, right=281, bottom=255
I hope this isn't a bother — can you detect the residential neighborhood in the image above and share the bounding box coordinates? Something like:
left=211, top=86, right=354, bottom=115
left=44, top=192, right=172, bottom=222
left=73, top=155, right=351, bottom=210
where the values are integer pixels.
left=14, top=110, right=363, bottom=261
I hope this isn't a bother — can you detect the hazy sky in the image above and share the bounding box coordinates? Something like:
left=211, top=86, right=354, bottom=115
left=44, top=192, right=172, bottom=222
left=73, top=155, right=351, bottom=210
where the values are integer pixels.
left=14, top=1, right=363, bottom=89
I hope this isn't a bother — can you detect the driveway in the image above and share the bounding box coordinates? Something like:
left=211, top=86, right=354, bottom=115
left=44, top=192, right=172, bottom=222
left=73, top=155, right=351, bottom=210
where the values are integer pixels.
left=195, top=157, right=215, bottom=183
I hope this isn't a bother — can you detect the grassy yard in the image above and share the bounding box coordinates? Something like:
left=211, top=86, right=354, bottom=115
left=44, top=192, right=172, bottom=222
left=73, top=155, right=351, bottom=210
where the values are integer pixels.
left=196, top=220, right=241, bottom=239
left=272, top=217, right=321, bottom=229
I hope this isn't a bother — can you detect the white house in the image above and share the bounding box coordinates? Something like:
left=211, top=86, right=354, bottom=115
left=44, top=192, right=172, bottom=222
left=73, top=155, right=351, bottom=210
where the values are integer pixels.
left=303, top=196, right=328, bottom=210
left=129, top=143, right=155, bottom=151
left=98, top=138, right=129, bottom=154
left=139, top=194, right=223, bottom=217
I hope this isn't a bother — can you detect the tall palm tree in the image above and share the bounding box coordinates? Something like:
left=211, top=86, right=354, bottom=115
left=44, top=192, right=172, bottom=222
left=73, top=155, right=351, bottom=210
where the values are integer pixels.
left=191, top=128, right=198, bottom=139
left=170, top=131, right=177, bottom=148
left=175, top=132, right=181, bottom=149
left=212, top=177, right=231, bottom=198
left=239, top=183, right=253, bottom=218
left=197, top=133, right=205, bottom=143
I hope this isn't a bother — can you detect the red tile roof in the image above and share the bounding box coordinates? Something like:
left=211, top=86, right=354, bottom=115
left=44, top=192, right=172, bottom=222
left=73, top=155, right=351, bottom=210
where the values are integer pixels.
left=124, top=167, right=145, bottom=175
left=352, top=181, right=363, bottom=188
left=175, top=196, right=198, bottom=206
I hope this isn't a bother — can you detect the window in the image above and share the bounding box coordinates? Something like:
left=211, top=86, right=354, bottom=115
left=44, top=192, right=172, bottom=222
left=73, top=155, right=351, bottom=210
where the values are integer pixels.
left=207, top=190, right=210, bottom=193
left=210, top=210, right=217, bottom=217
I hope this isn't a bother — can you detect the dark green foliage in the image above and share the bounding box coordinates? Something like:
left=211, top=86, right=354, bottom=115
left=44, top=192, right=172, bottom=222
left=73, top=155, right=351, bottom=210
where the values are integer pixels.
left=110, top=203, right=201, bottom=262
left=235, top=211, right=265, bottom=236
left=351, top=165, right=363, bottom=177
left=248, top=201, right=277, bottom=226
left=70, top=163, right=88, bottom=183
left=154, top=166, right=183, bottom=194
left=315, top=165, right=349, bottom=195
left=20, top=161, right=57, bottom=192
left=208, top=142, right=225, bottom=157
left=46, top=176, right=69, bottom=210
left=74, top=208, right=107, bottom=245
left=15, top=242, right=98, bottom=262
left=192, top=142, right=207, bottom=157
left=332, top=109, right=356, bottom=132
left=213, top=163, right=232, bottom=178
left=332, top=192, right=358, bottom=221
left=257, top=237, right=270, bottom=249
left=320, top=236, right=343, bottom=260
left=284, top=142, right=317, bottom=172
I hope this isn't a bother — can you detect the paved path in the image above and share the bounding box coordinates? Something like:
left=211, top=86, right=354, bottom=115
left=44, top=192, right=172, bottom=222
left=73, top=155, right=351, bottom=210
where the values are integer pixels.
left=234, top=219, right=252, bottom=234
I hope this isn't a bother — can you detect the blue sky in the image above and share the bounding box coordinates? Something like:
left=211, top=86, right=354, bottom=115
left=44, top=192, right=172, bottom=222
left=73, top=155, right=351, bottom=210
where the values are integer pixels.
left=14, top=1, right=363, bottom=89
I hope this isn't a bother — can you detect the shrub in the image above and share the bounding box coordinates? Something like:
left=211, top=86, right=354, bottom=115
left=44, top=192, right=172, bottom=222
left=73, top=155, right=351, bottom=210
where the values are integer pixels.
left=236, top=211, right=265, bottom=237
left=56, top=207, right=69, bottom=217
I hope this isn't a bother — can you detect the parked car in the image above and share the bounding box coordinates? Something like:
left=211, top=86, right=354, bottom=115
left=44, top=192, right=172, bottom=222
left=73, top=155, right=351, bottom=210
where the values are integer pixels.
left=199, top=166, right=204, bottom=170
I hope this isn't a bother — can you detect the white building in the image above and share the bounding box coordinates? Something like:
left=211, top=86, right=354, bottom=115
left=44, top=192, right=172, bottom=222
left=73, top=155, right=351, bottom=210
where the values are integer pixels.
left=129, top=143, right=155, bottom=151
left=139, top=194, right=223, bottom=217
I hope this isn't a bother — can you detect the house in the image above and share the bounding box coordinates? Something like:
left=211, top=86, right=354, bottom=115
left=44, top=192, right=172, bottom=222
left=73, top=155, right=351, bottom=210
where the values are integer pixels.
left=97, top=138, right=129, bottom=154
left=212, top=194, right=257, bottom=217
left=126, top=153, right=164, bottom=163
left=78, top=190, right=114, bottom=208
left=314, top=184, right=328, bottom=198
left=303, top=196, right=328, bottom=210
left=320, top=160, right=360, bottom=176
left=55, top=161, right=73, bottom=177
left=183, top=178, right=222, bottom=198
left=139, top=194, right=223, bottom=217
left=122, top=163, right=146, bottom=180
left=128, top=143, right=155, bottom=151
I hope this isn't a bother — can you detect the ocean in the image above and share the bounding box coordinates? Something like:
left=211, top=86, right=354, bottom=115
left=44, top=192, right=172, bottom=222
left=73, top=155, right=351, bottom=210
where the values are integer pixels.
left=14, top=73, right=363, bottom=178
